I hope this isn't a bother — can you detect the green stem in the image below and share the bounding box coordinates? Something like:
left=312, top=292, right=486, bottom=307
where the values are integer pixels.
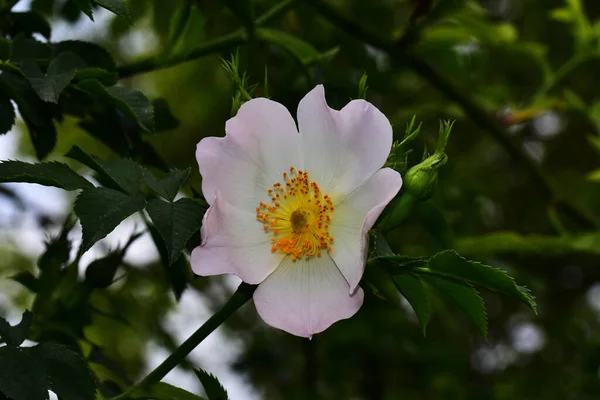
left=532, top=53, right=590, bottom=102
left=117, top=0, right=296, bottom=78
left=306, top=0, right=598, bottom=230
left=111, top=283, right=256, bottom=400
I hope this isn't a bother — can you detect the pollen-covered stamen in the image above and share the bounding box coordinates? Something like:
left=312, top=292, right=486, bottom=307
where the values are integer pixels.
left=256, top=167, right=335, bottom=260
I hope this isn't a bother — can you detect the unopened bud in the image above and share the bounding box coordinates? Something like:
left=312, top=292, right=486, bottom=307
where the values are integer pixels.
left=404, top=152, right=447, bottom=201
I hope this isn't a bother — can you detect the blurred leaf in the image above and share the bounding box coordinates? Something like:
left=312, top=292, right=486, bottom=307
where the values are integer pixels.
left=31, top=0, right=56, bottom=15
left=147, top=222, right=190, bottom=298
left=146, top=198, right=204, bottom=264
left=256, top=28, right=320, bottom=65
left=20, top=52, right=86, bottom=103
left=0, top=70, right=58, bottom=159
left=392, top=274, right=430, bottom=335
left=74, top=68, right=118, bottom=86
left=0, top=346, right=48, bottom=400
left=6, top=12, right=51, bottom=39
left=73, top=0, right=94, bottom=20
left=427, top=250, right=537, bottom=312
left=0, top=160, right=94, bottom=190
left=134, top=382, right=207, bottom=400
left=0, top=38, right=10, bottom=60
left=66, top=146, right=143, bottom=194
left=153, top=98, right=180, bottom=132
left=412, top=201, right=453, bottom=248
left=11, top=272, right=40, bottom=293
left=29, top=342, right=96, bottom=400
left=10, top=35, right=51, bottom=64
left=0, top=311, right=32, bottom=347
left=0, top=89, right=15, bottom=135
left=77, top=80, right=154, bottom=132
left=588, top=168, right=600, bottom=181
left=95, top=0, right=132, bottom=21
left=194, top=369, right=228, bottom=400
left=143, top=168, right=190, bottom=201
left=421, top=275, right=487, bottom=337
left=52, top=40, right=116, bottom=71
left=84, top=252, right=122, bottom=289
left=225, top=0, right=254, bottom=32
left=74, top=187, right=146, bottom=253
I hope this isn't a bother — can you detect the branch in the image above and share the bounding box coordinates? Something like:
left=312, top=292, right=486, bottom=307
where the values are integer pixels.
left=306, top=0, right=598, bottom=229
left=117, top=0, right=297, bottom=78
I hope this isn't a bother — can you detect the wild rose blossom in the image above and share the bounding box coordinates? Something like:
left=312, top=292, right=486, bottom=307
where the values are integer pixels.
left=191, top=85, right=402, bottom=338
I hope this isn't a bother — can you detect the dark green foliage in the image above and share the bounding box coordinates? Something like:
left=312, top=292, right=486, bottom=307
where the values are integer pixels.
left=194, top=369, right=228, bottom=400
left=0, top=346, right=48, bottom=400
left=146, top=198, right=204, bottom=264
left=5, top=12, right=52, bottom=40
left=31, top=342, right=97, bottom=400
left=0, top=311, right=32, bottom=346
left=0, top=90, right=15, bottom=135
left=66, top=146, right=143, bottom=194
left=0, top=161, right=93, bottom=190
left=74, top=187, right=146, bottom=253
left=143, top=168, right=190, bottom=201
left=20, top=52, right=86, bottom=103
left=392, top=274, right=430, bottom=335
left=95, top=0, right=132, bottom=21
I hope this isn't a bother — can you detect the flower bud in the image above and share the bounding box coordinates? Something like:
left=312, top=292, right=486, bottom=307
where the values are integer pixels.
left=404, top=152, right=448, bottom=201
left=84, top=252, right=122, bottom=289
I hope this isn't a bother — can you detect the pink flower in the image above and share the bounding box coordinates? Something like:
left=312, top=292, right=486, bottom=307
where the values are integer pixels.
left=191, top=85, right=402, bottom=338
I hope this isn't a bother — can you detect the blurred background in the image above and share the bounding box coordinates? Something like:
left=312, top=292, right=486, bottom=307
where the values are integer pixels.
left=3, top=0, right=600, bottom=398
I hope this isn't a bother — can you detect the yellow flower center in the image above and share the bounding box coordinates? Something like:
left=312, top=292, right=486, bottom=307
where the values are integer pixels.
left=256, top=167, right=335, bottom=261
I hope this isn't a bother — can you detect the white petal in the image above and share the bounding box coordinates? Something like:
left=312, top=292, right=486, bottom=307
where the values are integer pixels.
left=197, top=97, right=302, bottom=209
left=191, top=194, right=284, bottom=284
left=253, top=254, right=364, bottom=338
left=328, top=168, right=403, bottom=292
left=297, top=85, right=393, bottom=199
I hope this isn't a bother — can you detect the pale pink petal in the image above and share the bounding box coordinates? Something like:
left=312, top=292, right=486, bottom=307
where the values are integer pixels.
left=197, top=97, right=302, bottom=208
left=296, top=85, right=393, bottom=199
left=191, top=194, right=284, bottom=284
left=253, top=254, right=364, bottom=338
left=328, top=168, right=402, bottom=293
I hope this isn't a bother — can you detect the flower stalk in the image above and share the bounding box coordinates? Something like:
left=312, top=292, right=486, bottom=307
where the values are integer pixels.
left=111, top=283, right=256, bottom=400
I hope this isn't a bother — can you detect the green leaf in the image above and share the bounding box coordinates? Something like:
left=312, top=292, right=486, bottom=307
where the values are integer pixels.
left=0, top=160, right=94, bottom=190
left=143, top=168, right=190, bottom=201
left=0, top=311, right=31, bottom=347
left=10, top=35, right=51, bottom=64
left=392, top=274, right=430, bottom=335
left=52, top=41, right=116, bottom=71
left=194, top=369, right=228, bottom=400
left=28, top=342, right=96, bottom=400
left=153, top=98, right=180, bottom=132
left=11, top=271, right=39, bottom=293
left=146, top=198, right=204, bottom=264
left=7, top=12, right=52, bottom=40
left=74, top=67, right=118, bottom=86
left=421, top=275, right=487, bottom=337
left=0, top=71, right=57, bottom=160
left=77, top=80, right=154, bottom=132
left=256, top=28, right=320, bottom=65
left=106, top=86, right=154, bottom=132
left=66, top=146, right=143, bottom=194
left=134, top=382, right=207, bottom=400
left=74, top=187, right=146, bottom=253
left=94, top=0, right=132, bottom=21
left=0, top=89, right=15, bottom=135
left=73, top=0, right=94, bottom=20
left=427, top=250, right=537, bottom=312
left=412, top=201, right=453, bottom=248
left=20, top=52, right=86, bottom=103
left=0, top=346, right=48, bottom=400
